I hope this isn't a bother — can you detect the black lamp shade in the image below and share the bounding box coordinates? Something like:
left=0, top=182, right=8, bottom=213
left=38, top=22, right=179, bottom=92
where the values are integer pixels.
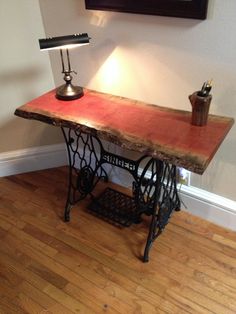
left=39, top=33, right=90, bottom=50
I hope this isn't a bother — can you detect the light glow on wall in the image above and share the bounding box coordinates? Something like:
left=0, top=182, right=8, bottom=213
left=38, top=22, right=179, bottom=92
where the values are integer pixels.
left=98, top=52, right=121, bottom=88
left=89, top=47, right=135, bottom=95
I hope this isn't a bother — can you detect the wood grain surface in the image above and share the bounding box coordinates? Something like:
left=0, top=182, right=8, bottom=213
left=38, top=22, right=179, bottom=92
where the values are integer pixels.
left=15, top=89, right=234, bottom=174
left=1, top=166, right=236, bottom=313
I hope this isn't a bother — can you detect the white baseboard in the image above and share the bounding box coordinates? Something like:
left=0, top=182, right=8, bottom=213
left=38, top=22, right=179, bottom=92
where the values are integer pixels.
left=0, top=143, right=68, bottom=177
left=1, top=144, right=235, bottom=231
left=179, top=185, right=236, bottom=231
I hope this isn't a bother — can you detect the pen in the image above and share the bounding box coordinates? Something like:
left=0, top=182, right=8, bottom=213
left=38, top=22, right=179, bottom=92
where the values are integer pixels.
left=197, top=79, right=213, bottom=97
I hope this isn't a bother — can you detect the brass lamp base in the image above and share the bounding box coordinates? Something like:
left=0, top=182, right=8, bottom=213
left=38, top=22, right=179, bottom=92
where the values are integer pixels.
left=56, top=83, right=84, bottom=101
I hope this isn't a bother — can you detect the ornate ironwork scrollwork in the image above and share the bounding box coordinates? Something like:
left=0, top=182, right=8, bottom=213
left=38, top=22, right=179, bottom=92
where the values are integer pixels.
left=76, top=165, right=94, bottom=195
left=135, top=161, right=180, bottom=262
left=133, top=156, right=164, bottom=216
left=62, top=128, right=108, bottom=221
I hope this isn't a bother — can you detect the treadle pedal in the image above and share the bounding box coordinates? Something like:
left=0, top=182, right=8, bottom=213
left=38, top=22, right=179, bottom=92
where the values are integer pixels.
left=87, top=187, right=141, bottom=227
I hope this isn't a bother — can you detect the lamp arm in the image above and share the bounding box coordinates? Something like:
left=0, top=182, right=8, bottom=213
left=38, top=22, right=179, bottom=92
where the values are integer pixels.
left=66, top=49, right=77, bottom=75
left=60, top=49, right=77, bottom=75
left=60, top=49, right=65, bottom=73
left=66, top=49, right=71, bottom=73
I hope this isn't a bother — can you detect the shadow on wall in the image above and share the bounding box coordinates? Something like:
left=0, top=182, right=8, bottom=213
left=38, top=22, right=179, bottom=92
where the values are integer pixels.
left=217, top=86, right=236, bottom=117
left=0, top=117, right=63, bottom=153
left=0, top=66, right=42, bottom=84
left=0, top=65, right=46, bottom=101
left=191, top=135, right=236, bottom=201
left=0, top=63, right=64, bottom=152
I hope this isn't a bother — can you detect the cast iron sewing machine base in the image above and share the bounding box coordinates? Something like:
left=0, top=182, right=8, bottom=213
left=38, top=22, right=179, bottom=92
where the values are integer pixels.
left=62, top=127, right=181, bottom=262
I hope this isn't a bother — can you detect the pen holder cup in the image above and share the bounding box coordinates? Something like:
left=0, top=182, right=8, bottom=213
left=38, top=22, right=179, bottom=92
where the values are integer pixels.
left=189, top=92, right=212, bottom=126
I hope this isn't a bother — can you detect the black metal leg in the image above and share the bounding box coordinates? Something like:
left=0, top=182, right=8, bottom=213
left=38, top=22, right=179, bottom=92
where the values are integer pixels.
left=145, top=164, right=180, bottom=262
left=133, top=157, right=163, bottom=262
left=133, top=157, right=181, bottom=262
left=143, top=213, right=161, bottom=262
left=64, top=202, right=72, bottom=222
left=61, top=127, right=108, bottom=221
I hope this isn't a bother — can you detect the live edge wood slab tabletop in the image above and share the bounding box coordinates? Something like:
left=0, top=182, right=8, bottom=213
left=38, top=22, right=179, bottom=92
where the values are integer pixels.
left=15, top=89, right=234, bottom=174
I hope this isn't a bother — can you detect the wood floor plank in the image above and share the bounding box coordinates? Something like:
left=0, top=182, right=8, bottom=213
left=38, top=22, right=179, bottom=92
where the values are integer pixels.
left=43, top=284, right=96, bottom=314
left=0, top=280, right=27, bottom=314
left=64, top=283, right=121, bottom=314
left=3, top=231, right=136, bottom=314
left=172, top=210, right=236, bottom=242
left=166, top=289, right=213, bottom=314
left=46, top=303, right=74, bottom=314
left=16, top=292, right=46, bottom=314
left=0, top=215, right=13, bottom=231
left=0, top=249, right=94, bottom=314
left=212, top=233, right=236, bottom=250
left=17, top=281, right=56, bottom=310
left=28, top=260, right=69, bottom=289
left=170, top=285, right=235, bottom=314
left=193, top=269, right=236, bottom=300
left=168, top=221, right=236, bottom=258
left=0, top=166, right=236, bottom=314
left=18, top=281, right=75, bottom=314
left=158, top=297, right=193, bottom=314
left=9, top=225, right=58, bottom=258
left=153, top=234, right=236, bottom=288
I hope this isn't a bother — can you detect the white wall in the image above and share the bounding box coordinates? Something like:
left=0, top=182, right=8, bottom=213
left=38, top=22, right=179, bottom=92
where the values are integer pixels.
left=39, top=0, right=236, bottom=201
left=0, top=0, right=63, bottom=153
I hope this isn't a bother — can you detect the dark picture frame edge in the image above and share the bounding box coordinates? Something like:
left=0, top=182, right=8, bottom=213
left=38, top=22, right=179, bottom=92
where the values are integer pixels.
left=85, top=0, right=209, bottom=20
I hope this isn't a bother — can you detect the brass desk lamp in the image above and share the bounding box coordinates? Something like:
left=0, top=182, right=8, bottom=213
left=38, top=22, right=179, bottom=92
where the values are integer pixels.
left=39, top=33, right=90, bottom=100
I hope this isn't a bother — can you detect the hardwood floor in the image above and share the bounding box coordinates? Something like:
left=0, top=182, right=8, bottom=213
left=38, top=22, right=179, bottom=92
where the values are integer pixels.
left=0, top=167, right=236, bottom=314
